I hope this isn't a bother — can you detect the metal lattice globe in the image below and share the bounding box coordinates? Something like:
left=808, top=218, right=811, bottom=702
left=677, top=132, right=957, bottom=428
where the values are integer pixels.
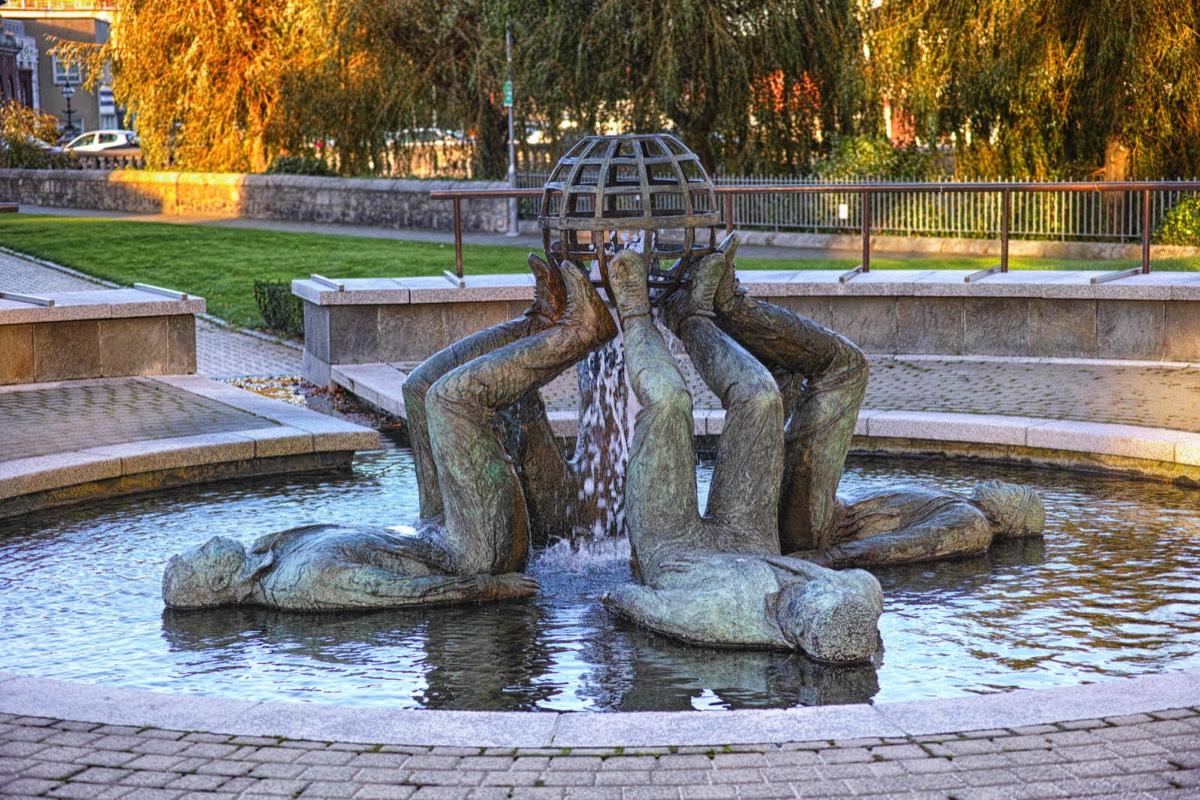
left=539, top=133, right=719, bottom=303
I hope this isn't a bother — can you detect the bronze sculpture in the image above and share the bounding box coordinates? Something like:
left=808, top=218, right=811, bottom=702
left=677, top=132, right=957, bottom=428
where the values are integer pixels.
left=163, top=134, right=1044, bottom=669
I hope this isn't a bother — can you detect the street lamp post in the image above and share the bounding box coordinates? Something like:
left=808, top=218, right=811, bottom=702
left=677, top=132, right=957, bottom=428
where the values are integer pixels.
left=504, top=22, right=518, bottom=237
left=61, top=78, right=76, bottom=139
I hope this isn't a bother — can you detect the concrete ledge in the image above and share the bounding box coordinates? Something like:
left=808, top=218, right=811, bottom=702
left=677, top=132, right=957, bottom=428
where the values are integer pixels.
left=293, top=270, right=1200, bottom=306
left=1, top=667, right=1196, bottom=748
left=297, top=271, right=1200, bottom=372
left=0, top=288, right=205, bottom=325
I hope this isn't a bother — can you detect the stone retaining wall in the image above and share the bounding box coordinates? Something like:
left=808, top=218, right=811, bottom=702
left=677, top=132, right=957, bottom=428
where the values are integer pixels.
left=293, top=270, right=1200, bottom=386
left=0, top=289, right=202, bottom=384
left=0, top=170, right=509, bottom=232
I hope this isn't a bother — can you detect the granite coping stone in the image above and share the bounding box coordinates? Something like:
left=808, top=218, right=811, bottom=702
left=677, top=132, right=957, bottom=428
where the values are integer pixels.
left=321, top=362, right=1200, bottom=470
left=1, top=668, right=1197, bottom=748
left=293, top=271, right=1200, bottom=306
left=0, top=289, right=204, bottom=325
left=0, top=451, right=122, bottom=500
left=291, top=279, right=410, bottom=306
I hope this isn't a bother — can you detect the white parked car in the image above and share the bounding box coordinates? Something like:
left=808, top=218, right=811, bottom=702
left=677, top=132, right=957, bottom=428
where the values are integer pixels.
left=63, top=129, right=139, bottom=153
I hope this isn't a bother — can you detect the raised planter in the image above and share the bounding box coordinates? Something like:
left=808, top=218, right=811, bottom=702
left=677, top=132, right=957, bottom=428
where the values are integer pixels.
left=294, top=269, right=1200, bottom=385
left=0, top=287, right=203, bottom=385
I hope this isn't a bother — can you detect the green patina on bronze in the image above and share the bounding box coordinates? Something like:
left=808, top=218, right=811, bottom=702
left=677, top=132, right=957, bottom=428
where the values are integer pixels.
left=162, top=135, right=1045, bottom=667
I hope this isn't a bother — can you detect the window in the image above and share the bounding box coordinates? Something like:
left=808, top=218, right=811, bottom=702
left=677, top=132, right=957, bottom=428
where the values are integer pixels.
left=52, top=57, right=81, bottom=86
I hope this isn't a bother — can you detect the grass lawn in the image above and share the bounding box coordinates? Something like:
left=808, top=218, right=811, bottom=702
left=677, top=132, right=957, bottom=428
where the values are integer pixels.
left=2, top=214, right=1197, bottom=329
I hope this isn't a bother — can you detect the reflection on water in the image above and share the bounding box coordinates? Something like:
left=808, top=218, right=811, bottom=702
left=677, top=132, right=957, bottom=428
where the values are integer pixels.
left=1, top=433, right=1198, bottom=711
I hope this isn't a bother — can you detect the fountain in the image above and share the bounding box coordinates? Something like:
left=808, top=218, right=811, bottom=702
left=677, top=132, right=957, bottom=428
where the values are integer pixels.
left=162, top=134, right=1048, bottom=667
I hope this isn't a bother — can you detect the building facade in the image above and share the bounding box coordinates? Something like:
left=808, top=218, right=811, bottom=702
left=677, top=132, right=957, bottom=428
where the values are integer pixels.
left=1, top=1, right=118, bottom=137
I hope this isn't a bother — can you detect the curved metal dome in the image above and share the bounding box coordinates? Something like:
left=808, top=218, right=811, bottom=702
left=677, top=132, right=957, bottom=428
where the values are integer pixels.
left=539, top=133, right=719, bottom=302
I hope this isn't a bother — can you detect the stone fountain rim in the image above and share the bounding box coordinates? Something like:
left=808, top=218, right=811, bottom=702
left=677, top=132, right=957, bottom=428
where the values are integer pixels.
left=1, top=668, right=1197, bottom=748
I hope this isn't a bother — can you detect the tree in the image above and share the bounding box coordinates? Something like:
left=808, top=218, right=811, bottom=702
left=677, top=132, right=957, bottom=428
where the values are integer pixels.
left=871, top=0, right=1200, bottom=179
left=0, top=102, right=70, bottom=169
left=513, top=0, right=870, bottom=175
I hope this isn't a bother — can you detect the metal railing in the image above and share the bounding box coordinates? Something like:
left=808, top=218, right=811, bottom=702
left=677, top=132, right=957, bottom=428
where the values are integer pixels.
left=517, top=174, right=1198, bottom=244
left=432, top=181, right=1200, bottom=284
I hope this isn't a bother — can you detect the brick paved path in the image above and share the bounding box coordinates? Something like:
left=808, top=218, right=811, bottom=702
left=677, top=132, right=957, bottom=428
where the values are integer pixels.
left=1, top=710, right=1197, bottom=799
left=0, top=379, right=278, bottom=462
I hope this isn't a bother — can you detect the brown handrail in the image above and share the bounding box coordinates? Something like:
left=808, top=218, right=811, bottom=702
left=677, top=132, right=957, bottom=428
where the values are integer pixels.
left=431, top=181, right=1200, bottom=281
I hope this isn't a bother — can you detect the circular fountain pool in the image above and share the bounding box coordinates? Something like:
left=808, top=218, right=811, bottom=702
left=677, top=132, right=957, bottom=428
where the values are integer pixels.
left=2, top=432, right=1198, bottom=712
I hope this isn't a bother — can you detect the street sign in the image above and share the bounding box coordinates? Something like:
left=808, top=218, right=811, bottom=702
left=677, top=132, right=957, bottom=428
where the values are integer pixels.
left=503, top=81, right=513, bottom=108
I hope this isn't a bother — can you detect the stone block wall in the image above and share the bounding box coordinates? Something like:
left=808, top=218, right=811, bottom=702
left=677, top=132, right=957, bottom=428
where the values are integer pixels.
left=0, top=289, right=203, bottom=385
left=0, top=315, right=196, bottom=384
left=0, top=170, right=510, bottom=233
left=294, top=271, right=1200, bottom=386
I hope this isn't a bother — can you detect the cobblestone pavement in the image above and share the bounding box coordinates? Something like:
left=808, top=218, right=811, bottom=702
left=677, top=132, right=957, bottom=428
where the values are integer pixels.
left=0, top=250, right=303, bottom=380
left=0, top=379, right=278, bottom=463
left=1, top=710, right=1197, bottom=799
left=195, top=323, right=302, bottom=380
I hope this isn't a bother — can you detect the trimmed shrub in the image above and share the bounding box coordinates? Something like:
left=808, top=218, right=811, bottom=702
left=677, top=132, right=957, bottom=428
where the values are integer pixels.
left=265, top=155, right=336, bottom=177
left=253, top=279, right=304, bottom=337
left=1155, top=196, right=1200, bottom=247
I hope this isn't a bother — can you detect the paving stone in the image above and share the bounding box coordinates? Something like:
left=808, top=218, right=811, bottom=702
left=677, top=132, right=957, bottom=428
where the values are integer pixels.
left=402, top=754, right=462, bottom=770
left=1, top=776, right=63, bottom=794
left=406, top=788, right=471, bottom=800
left=82, top=749, right=141, bottom=767
left=194, top=760, right=255, bottom=777
left=707, top=767, right=767, bottom=784
left=592, top=770, right=653, bottom=786
left=353, top=785, right=416, bottom=799
left=537, top=770, right=595, bottom=787
left=869, top=743, right=926, bottom=760
left=620, top=786, right=679, bottom=800
left=47, top=783, right=131, bottom=799
left=131, top=739, right=193, bottom=756
left=237, top=777, right=311, bottom=795
left=42, top=730, right=104, bottom=747
left=1056, top=718, right=1106, bottom=731
left=244, top=747, right=305, bottom=764
left=164, top=773, right=230, bottom=791
left=294, top=749, right=358, bottom=766
left=819, top=748, right=873, bottom=764
left=546, top=757, right=603, bottom=771
left=247, top=761, right=309, bottom=779
left=296, top=764, right=363, bottom=782
left=480, top=771, right=543, bottom=787
left=12, top=760, right=86, bottom=781
left=119, top=789, right=187, bottom=800
left=177, top=743, right=244, bottom=760
left=118, top=770, right=179, bottom=788
left=342, top=753, right=403, bottom=770
left=958, top=768, right=1024, bottom=787
left=298, top=780, right=371, bottom=798
left=72, top=766, right=131, bottom=784
left=0, top=741, right=48, bottom=758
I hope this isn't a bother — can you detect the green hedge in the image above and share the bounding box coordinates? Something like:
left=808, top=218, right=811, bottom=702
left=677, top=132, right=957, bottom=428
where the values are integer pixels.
left=253, top=279, right=304, bottom=337
left=1155, top=197, right=1200, bottom=247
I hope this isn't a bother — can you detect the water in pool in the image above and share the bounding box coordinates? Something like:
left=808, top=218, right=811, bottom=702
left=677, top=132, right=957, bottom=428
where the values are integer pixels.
left=2, top=433, right=1198, bottom=711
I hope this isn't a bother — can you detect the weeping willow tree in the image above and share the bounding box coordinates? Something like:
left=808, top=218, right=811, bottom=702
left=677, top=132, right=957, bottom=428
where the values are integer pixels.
left=57, top=0, right=332, bottom=172
left=513, top=0, right=870, bottom=174
left=871, top=0, right=1200, bottom=179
